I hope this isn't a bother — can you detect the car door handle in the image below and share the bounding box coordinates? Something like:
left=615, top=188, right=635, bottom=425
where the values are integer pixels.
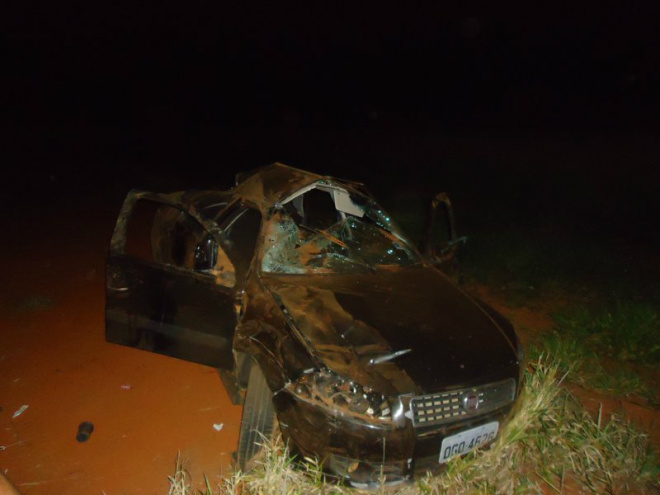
left=107, top=285, right=130, bottom=292
left=107, top=266, right=134, bottom=292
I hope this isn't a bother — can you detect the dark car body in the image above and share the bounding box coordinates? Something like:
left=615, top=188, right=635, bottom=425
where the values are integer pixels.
left=105, top=163, right=523, bottom=486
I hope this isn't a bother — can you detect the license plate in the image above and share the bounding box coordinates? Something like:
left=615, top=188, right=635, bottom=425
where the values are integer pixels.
left=439, top=421, right=499, bottom=464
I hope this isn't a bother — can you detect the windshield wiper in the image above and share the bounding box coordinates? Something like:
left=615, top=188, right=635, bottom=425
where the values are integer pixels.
left=369, top=349, right=412, bottom=365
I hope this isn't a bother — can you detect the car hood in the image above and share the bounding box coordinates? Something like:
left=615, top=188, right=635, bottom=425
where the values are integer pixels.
left=262, top=266, right=519, bottom=396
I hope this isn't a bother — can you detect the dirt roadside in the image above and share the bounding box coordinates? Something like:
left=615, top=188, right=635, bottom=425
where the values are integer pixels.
left=0, top=205, right=241, bottom=495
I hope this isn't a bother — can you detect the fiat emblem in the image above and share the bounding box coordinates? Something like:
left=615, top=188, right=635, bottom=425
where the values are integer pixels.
left=463, top=394, right=480, bottom=411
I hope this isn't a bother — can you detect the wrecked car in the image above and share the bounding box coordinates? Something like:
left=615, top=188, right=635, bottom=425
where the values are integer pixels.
left=105, top=163, right=523, bottom=487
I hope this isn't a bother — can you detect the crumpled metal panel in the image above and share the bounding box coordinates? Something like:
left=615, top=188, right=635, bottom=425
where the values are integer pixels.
left=232, top=163, right=325, bottom=208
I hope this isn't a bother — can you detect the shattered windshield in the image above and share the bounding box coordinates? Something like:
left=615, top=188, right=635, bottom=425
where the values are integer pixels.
left=261, top=183, right=420, bottom=274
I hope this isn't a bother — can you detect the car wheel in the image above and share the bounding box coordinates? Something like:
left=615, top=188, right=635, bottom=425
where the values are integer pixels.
left=236, top=362, right=276, bottom=472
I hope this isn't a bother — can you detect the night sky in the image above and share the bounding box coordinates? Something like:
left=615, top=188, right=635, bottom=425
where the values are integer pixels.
left=4, top=2, right=659, bottom=128
left=2, top=1, right=660, bottom=244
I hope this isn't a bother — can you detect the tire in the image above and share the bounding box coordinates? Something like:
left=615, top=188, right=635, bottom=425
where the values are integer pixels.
left=236, top=362, right=276, bottom=472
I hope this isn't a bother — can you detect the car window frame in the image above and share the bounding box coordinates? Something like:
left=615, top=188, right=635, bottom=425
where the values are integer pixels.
left=111, top=191, right=238, bottom=287
left=215, top=200, right=263, bottom=290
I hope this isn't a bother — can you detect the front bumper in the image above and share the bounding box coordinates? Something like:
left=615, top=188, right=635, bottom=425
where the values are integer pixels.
left=273, top=389, right=516, bottom=487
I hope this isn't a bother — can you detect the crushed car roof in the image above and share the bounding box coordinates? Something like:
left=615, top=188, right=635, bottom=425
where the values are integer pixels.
left=177, top=163, right=363, bottom=220
left=233, top=162, right=326, bottom=206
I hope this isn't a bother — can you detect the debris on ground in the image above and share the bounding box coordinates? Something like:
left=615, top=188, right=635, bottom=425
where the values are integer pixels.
left=12, top=406, right=28, bottom=419
left=76, top=421, right=95, bottom=442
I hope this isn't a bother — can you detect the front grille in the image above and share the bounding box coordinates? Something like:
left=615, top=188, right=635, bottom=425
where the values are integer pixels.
left=410, top=378, right=516, bottom=427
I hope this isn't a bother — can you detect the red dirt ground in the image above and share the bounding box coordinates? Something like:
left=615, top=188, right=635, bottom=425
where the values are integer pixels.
left=1, top=204, right=242, bottom=494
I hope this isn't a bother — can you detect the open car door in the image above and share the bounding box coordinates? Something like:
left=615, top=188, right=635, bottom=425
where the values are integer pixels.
left=105, top=191, right=238, bottom=368
left=419, top=192, right=466, bottom=280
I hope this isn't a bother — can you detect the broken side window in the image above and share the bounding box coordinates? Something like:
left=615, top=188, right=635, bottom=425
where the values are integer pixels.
left=125, top=199, right=236, bottom=287
left=150, top=205, right=209, bottom=270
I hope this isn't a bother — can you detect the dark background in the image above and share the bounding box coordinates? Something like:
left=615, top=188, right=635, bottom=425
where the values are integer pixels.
left=2, top=1, right=660, bottom=249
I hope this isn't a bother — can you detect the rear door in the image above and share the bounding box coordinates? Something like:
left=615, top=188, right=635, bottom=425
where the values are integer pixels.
left=105, top=192, right=239, bottom=368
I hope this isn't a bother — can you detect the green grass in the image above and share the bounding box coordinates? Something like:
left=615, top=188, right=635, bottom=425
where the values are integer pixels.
left=553, top=301, right=660, bottom=365
left=463, top=230, right=638, bottom=298
left=168, top=358, right=659, bottom=495
left=530, top=334, right=656, bottom=401
left=533, top=300, right=660, bottom=401
left=384, top=189, right=660, bottom=303
left=457, top=219, right=660, bottom=400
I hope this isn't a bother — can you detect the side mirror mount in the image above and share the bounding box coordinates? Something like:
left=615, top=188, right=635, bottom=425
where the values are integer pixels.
left=194, top=235, right=218, bottom=272
left=194, top=235, right=238, bottom=288
left=419, top=192, right=467, bottom=280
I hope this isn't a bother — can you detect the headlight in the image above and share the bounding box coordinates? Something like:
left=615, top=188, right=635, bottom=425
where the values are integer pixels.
left=287, top=368, right=392, bottom=421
